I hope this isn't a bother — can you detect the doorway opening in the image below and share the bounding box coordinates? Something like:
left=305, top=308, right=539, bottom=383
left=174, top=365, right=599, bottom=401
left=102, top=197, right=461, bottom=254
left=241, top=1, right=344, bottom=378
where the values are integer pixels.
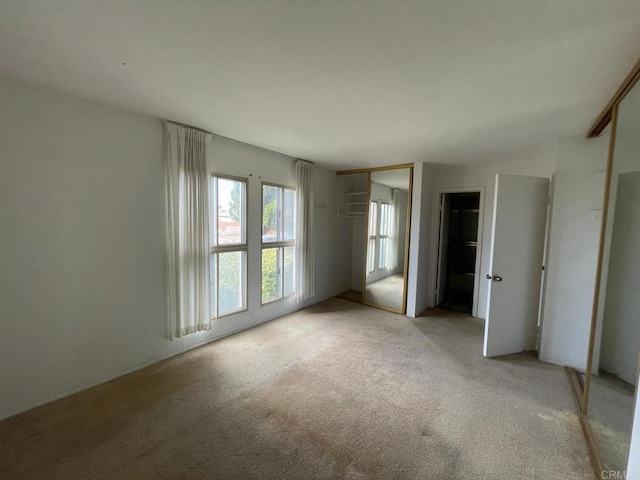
left=435, top=192, right=481, bottom=314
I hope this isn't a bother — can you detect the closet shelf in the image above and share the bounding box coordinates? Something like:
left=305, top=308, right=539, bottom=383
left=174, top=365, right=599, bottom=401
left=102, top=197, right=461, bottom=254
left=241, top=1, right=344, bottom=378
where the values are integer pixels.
left=337, top=211, right=366, bottom=219
left=341, top=191, right=368, bottom=219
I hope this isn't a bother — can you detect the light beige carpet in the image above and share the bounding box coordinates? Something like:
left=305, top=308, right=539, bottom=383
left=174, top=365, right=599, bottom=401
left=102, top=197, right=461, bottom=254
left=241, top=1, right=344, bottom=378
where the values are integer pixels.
left=0, top=298, right=592, bottom=479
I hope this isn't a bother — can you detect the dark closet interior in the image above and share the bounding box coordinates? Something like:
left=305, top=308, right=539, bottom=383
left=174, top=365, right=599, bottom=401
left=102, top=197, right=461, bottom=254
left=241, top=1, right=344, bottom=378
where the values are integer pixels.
left=438, top=192, right=480, bottom=313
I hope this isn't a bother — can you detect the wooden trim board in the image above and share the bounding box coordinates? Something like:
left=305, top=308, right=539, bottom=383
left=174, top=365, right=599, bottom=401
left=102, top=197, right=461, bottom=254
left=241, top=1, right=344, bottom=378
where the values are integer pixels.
left=565, top=367, right=603, bottom=480
left=587, top=56, right=640, bottom=138
left=582, top=103, right=617, bottom=415
left=336, top=163, right=414, bottom=175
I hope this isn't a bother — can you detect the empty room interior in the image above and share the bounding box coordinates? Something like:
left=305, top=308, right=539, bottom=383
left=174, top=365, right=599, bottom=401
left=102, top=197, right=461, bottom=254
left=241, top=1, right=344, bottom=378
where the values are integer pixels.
left=2, top=2, right=640, bottom=479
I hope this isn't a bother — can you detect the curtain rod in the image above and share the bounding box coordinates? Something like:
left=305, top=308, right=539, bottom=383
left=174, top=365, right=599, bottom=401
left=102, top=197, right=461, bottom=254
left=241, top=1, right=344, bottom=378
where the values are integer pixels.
left=166, top=120, right=213, bottom=135
left=296, top=158, right=315, bottom=165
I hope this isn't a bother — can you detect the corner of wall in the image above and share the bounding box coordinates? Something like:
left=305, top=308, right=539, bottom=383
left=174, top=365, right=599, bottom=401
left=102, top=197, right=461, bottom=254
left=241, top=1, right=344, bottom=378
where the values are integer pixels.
left=406, top=162, right=433, bottom=317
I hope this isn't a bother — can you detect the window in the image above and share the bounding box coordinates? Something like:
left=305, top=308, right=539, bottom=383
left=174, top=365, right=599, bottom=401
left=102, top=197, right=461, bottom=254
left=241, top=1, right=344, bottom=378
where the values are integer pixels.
left=367, top=201, right=395, bottom=273
left=367, top=238, right=376, bottom=273
left=368, top=201, right=378, bottom=237
left=367, top=201, right=378, bottom=273
left=210, top=175, right=247, bottom=318
left=379, top=202, right=393, bottom=269
left=262, top=183, right=295, bottom=304
left=380, top=203, right=392, bottom=236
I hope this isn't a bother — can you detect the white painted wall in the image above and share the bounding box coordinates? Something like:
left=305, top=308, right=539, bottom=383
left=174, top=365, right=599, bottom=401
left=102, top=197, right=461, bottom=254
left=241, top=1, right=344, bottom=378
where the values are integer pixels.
left=334, top=175, right=358, bottom=294
left=425, top=147, right=557, bottom=318
left=406, top=162, right=433, bottom=317
left=310, top=165, right=349, bottom=305
left=395, top=190, right=409, bottom=275
left=318, top=167, right=353, bottom=298
left=0, top=76, right=171, bottom=420
left=338, top=173, right=369, bottom=292
left=538, top=135, right=609, bottom=370
left=0, top=75, right=341, bottom=419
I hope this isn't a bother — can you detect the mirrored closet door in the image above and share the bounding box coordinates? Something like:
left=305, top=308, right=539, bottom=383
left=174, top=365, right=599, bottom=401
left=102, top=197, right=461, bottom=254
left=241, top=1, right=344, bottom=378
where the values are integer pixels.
left=578, top=73, right=640, bottom=476
left=363, top=168, right=412, bottom=313
left=336, top=165, right=413, bottom=314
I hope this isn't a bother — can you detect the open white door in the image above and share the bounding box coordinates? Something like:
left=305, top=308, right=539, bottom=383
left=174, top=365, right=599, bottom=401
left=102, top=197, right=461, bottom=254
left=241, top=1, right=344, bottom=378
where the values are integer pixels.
left=483, top=174, right=549, bottom=358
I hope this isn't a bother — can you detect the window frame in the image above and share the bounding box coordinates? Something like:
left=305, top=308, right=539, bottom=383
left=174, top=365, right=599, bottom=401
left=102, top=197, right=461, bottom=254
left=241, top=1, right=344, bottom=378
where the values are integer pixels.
left=210, top=173, right=249, bottom=319
left=261, top=181, right=296, bottom=305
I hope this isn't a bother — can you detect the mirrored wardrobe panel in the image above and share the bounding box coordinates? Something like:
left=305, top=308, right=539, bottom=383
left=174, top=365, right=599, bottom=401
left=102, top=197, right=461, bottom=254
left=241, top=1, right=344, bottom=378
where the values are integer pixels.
left=335, top=165, right=413, bottom=314
left=582, top=76, right=640, bottom=475
left=364, top=168, right=412, bottom=313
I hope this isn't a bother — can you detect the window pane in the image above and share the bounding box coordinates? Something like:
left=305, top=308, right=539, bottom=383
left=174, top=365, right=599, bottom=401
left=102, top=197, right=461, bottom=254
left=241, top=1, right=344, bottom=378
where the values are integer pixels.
left=381, top=203, right=392, bottom=236
left=262, top=185, right=279, bottom=242
left=217, top=178, right=245, bottom=245
left=283, top=246, right=295, bottom=296
left=284, top=188, right=295, bottom=241
left=380, top=203, right=388, bottom=236
left=218, top=251, right=245, bottom=315
left=368, top=201, right=378, bottom=237
left=210, top=253, right=217, bottom=317
left=379, top=237, right=389, bottom=269
left=367, top=238, right=376, bottom=273
left=262, top=247, right=282, bottom=303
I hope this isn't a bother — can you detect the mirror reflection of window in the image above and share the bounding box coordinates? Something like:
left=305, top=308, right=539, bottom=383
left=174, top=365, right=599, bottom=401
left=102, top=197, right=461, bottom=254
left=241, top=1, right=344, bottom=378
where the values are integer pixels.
left=368, top=201, right=378, bottom=236
left=380, top=203, right=389, bottom=235
left=364, top=168, right=412, bottom=313
left=367, top=238, right=376, bottom=273
left=378, top=202, right=395, bottom=270
left=367, top=201, right=378, bottom=273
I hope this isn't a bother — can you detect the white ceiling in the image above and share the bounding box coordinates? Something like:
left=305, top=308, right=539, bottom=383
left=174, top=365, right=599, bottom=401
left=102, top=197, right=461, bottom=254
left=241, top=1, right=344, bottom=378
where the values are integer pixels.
left=1, top=1, right=639, bottom=170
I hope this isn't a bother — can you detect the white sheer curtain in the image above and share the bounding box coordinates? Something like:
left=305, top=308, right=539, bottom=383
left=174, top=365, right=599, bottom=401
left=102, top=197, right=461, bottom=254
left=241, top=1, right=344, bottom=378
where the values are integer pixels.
left=165, top=121, right=211, bottom=339
left=295, top=160, right=314, bottom=303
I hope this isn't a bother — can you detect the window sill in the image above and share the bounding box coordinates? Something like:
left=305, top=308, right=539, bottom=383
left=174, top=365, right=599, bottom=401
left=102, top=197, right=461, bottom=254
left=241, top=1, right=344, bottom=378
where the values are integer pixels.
left=260, top=293, right=295, bottom=307
left=212, top=307, right=248, bottom=321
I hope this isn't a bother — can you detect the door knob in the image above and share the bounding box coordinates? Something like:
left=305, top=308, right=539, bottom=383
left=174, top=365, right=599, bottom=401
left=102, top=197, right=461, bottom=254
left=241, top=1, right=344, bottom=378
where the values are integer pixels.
left=493, top=275, right=503, bottom=282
